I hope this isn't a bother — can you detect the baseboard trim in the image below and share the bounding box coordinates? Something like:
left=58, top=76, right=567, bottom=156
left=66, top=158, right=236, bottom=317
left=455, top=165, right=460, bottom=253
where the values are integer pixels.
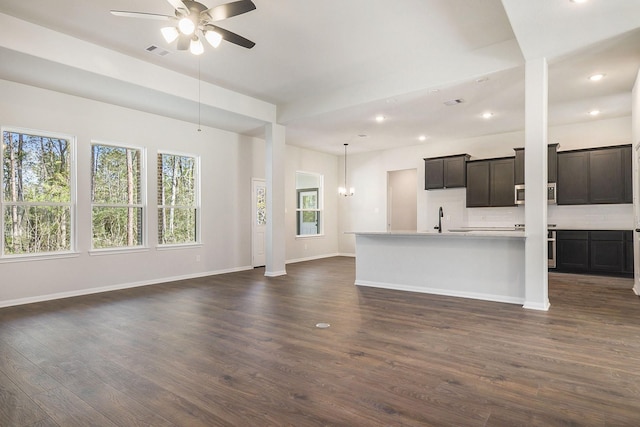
left=337, top=252, right=355, bottom=258
left=0, top=265, right=253, bottom=309
left=286, top=253, right=340, bottom=264
left=264, top=270, right=287, bottom=277
left=523, top=300, right=551, bottom=311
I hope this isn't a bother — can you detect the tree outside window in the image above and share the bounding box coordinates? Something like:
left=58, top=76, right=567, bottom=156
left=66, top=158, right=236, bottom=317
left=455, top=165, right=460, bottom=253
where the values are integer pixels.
left=2, top=128, right=74, bottom=255
left=157, top=152, right=199, bottom=245
left=91, top=143, right=143, bottom=249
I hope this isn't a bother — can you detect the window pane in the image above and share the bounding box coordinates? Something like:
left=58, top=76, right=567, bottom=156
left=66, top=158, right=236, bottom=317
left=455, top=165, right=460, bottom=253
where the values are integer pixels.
left=91, top=145, right=141, bottom=204
left=92, top=207, right=142, bottom=249
left=3, top=205, right=71, bottom=254
left=300, top=191, right=317, bottom=209
left=157, top=153, right=198, bottom=245
left=157, top=208, right=197, bottom=244
left=295, top=171, right=322, bottom=236
left=256, top=185, right=266, bottom=226
left=3, top=131, right=71, bottom=203
left=159, top=154, right=195, bottom=206
left=297, top=211, right=320, bottom=236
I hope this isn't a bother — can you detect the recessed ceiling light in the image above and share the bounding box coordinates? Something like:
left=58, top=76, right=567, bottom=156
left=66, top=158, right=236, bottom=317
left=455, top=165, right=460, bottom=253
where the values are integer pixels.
left=357, top=134, right=368, bottom=138
left=428, top=88, right=440, bottom=94
left=482, top=112, right=493, bottom=119
left=375, top=115, right=385, bottom=123
left=570, top=0, right=588, bottom=3
left=476, top=77, right=489, bottom=83
left=589, top=110, right=600, bottom=116
left=589, top=73, right=605, bottom=81
left=418, top=135, right=427, bottom=142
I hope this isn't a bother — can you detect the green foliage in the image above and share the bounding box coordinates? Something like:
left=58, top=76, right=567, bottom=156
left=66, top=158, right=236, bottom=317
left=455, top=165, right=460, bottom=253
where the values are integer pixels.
left=2, top=131, right=71, bottom=254
left=91, top=144, right=142, bottom=249
left=158, top=154, right=197, bottom=244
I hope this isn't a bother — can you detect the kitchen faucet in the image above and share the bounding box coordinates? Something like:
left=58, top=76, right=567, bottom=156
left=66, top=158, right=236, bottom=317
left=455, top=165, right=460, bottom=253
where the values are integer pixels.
left=434, top=206, right=444, bottom=233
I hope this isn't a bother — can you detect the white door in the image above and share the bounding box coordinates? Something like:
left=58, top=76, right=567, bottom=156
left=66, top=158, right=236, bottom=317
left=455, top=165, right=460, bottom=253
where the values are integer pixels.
left=252, top=178, right=266, bottom=267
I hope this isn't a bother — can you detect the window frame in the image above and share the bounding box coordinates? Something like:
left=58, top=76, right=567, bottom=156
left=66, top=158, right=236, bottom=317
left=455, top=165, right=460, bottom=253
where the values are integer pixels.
left=1, top=126, right=77, bottom=259
left=295, top=171, right=324, bottom=238
left=90, top=140, right=146, bottom=253
left=157, top=150, right=201, bottom=247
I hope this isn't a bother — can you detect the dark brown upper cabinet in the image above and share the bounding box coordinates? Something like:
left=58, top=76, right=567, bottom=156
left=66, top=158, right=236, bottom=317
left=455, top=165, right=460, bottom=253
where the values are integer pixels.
left=466, top=161, right=490, bottom=207
left=424, top=154, right=469, bottom=190
left=558, top=151, right=589, bottom=204
left=513, top=144, right=558, bottom=186
left=557, top=145, right=631, bottom=205
left=466, top=157, right=515, bottom=207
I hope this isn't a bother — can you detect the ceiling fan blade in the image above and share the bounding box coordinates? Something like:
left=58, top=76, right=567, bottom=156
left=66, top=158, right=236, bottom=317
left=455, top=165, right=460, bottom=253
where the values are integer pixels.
left=207, top=25, right=255, bottom=49
left=176, top=35, right=190, bottom=50
left=165, top=0, right=189, bottom=14
left=110, top=10, right=174, bottom=21
left=204, top=0, right=256, bottom=22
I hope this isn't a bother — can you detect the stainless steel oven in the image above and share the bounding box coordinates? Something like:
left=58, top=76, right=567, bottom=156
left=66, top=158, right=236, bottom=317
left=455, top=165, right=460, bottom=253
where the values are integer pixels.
left=548, top=230, right=556, bottom=269
left=515, top=184, right=525, bottom=205
left=514, top=183, right=557, bottom=205
left=547, top=182, right=557, bottom=205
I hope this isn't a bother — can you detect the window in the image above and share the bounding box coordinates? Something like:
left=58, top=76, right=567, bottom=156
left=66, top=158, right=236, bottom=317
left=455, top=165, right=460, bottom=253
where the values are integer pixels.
left=157, top=152, right=199, bottom=245
left=296, top=171, right=323, bottom=236
left=91, top=142, right=144, bottom=249
left=2, top=128, right=75, bottom=256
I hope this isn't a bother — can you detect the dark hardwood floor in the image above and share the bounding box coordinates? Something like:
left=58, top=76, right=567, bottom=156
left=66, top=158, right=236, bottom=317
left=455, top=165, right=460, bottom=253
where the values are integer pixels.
left=1, top=257, right=640, bottom=426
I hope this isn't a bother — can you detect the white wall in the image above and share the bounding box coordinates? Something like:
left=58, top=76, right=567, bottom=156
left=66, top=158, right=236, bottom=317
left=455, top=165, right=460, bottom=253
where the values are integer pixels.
left=0, top=79, right=264, bottom=306
left=0, top=79, right=344, bottom=306
left=286, top=145, right=340, bottom=263
left=339, top=116, right=633, bottom=254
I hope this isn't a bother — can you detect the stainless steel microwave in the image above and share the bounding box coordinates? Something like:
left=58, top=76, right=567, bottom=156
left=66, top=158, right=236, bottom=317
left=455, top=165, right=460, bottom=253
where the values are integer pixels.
left=515, top=183, right=557, bottom=205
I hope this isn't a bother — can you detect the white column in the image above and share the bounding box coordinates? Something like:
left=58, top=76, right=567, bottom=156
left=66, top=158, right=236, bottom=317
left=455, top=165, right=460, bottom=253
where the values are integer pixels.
left=632, top=68, right=640, bottom=296
left=265, top=123, right=287, bottom=277
left=523, top=58, right=549, bottom=310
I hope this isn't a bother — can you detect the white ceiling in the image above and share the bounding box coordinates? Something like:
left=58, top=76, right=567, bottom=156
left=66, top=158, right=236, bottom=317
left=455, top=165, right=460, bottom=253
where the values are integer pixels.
left=0, top=0, right=638, bottom=155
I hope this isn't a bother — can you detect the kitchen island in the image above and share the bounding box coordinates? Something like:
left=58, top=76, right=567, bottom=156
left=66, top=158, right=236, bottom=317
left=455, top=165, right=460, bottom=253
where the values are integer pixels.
left=351, top=231, right=526, bottom=305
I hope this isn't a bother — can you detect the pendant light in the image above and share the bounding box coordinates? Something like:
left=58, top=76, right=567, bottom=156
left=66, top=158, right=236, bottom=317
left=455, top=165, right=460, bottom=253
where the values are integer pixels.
left=338, top=143, right=355, bottom=197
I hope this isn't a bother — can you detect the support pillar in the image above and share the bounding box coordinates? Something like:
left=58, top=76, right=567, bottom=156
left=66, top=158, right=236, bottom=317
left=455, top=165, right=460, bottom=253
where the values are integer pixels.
left=523, top=58, right=550, bottom=310
left=265, top=123, right=287, bottom=277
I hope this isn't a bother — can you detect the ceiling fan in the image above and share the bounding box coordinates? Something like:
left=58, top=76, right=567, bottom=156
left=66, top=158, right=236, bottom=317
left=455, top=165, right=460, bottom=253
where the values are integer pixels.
left=111, top=0, right=256, bottom=55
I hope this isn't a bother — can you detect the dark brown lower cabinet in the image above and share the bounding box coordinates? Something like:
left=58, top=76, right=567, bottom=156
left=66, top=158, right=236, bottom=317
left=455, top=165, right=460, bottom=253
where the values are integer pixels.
left=556, top=231, right=589, bottom=273
left=624, top=231, right=634, bottom=274
left=590, top=231, right=624, bottom=273
left=555, top=230, right=633, bottom=276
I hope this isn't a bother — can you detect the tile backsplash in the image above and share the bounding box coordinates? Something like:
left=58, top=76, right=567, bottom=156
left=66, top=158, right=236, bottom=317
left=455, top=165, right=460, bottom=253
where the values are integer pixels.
left=424, top=188, right=634, bottom=231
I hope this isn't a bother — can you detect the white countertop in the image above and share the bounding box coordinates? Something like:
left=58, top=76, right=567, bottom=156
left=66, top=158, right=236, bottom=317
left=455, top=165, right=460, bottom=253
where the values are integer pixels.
left=347, top=230, right=526, bottom=239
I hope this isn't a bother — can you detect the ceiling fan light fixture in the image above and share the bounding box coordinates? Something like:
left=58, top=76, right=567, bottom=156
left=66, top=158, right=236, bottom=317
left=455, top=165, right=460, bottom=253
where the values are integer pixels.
left=161, top=26, right=180, bottom=43
left=190, top=37, right=204, bottom=55
left=178, top=17, right=196, bottom=35
left=204, top=30, right=223, bottom=48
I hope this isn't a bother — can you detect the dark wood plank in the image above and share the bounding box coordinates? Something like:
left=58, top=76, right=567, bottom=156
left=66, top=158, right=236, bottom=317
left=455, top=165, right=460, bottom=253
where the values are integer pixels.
left=1, top=257, right=639, bottom=426
left=0, top=371, right=50, bottom=427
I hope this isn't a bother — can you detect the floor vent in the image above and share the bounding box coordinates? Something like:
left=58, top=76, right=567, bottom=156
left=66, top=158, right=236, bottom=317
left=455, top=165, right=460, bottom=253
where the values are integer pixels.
left=444, top=98, right=465, bottom=106
left=145, top=45, right=170, bottom=57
